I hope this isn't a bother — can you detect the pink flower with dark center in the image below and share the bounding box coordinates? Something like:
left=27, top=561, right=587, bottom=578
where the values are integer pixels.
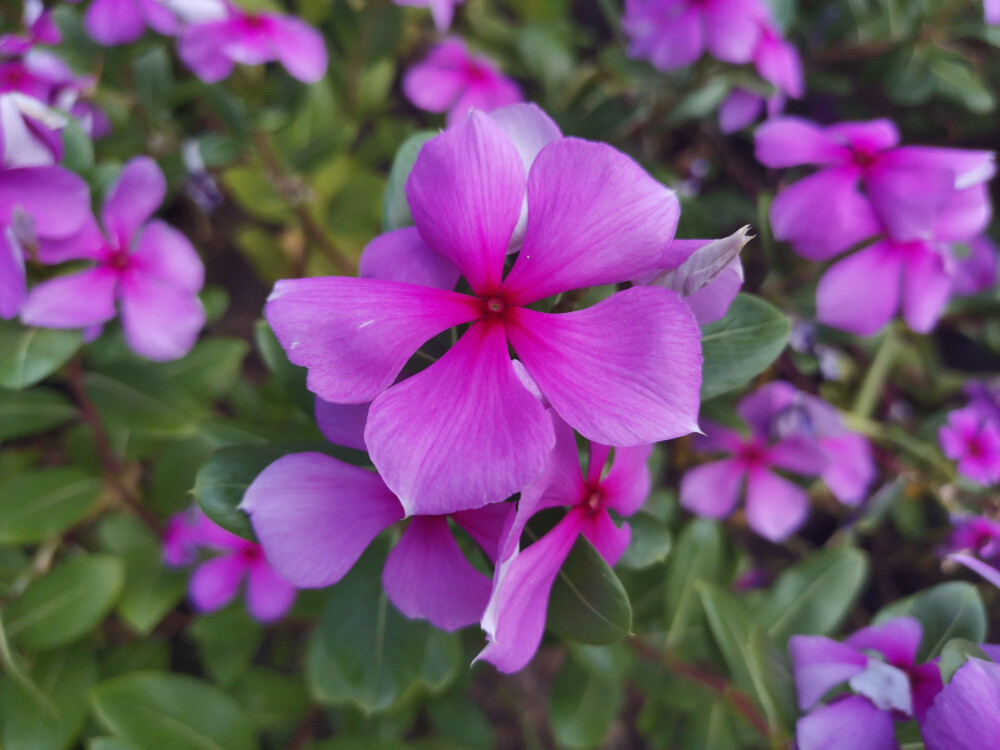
left=83, top=0, right=181, bottom=46
left=266, top=104, right=702, bottom=518
left=939, top=408, right=1000, bottom=486
left=20, top=156, right=205, bottom=361
left=477, top=415, right=652, bottom=672
left=392, top=0, right=465, bottom=31
left=622, top=0, right=769, bottom=71
left=403, top=39, right=522, bottom=126
left=177, top=1, right=328, bottom=83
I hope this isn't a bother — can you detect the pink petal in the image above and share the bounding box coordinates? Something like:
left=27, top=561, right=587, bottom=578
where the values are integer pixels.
left=0, top=166, right=91, bottom=240
left=826, top=119, right=900, bottom=153
left=265, top=276, right=480, bottom=403
left=120, top=274, right=204, bottom=361
left=626, top=7, right=704, bottom=71
left=245, top=561, right=296, bottom=622
left=820, top=433, right=875, bottom=506
left=36, top=216, right=106, bottom=264
left=177, top=22, right=235, bottom=82
left=382, top=516, right=492, bottom=631
left=754, top=34, right=803, bottom=98
left=137, top=0, right=181, bottom=35
left=845, top=616, right=922, bottom=669
left=863, top=154, right=957, bottom=242
left=359, top=227, right=460, bottom=291
left=507, top=286, right=702, bottom=446
left=405, top=110, right=524, bottom=296
left=935, top=184, right=992, bottom=243
left=702, top=0, right=765, bottom=64
left=477, top=509, right=586, bottom=673
left=365, top=319, right=555, bottom=516
left=770, top=166, right=878, bottom=260
left=691, top=422, right=746, bottom=454
left=240, top=452, right=404, bottom=587
left=130, top=220, right=204, bottom=292
left=922, top=658, right=1000, bottom=750
left=816, top=241, right=902, bottom=336
left=451, top=503, right=513, bottom=563
left=502, top=138, right=680, bottom=305
left=788, top=634, right=867, bottom=710
left=314, top=397, right=370, bottom=451
left=267, top=14, right=328, bottom=83
left=768, top=435, right=830, bottom=476
left=718, top=89, right=764, bottom=134
left=881, top=146, right=995, bottom=190
left=487, top=103, right=563, bottom=174
left=951, top=553, right=1000, bottom=589
left=0, top=228, right=26, bottom=319
left=901, top=243, right=951, bottom=333
left=744, top=468, right=810, bottom=541
left=402, top=39, right=473, bottom=113
left=19, top=267, right=119, bottom=329
left=754, top=117, right=850, bottom=168
left=795, top=696, right=897, bottom=750
left=516, top=414, right=588, bottom=523
left=189, top=554, right=247, bottom=613
left=84, top=0, right=147, bottom=45
left=680, top=459, right=745, bottom=519
left=601, top=445, right=653, bottom=516
left=102, top=157, right=166, bottom=247
left=444, top=72, right=522, bottom=126
left=582, top=511, right=631, bottom=566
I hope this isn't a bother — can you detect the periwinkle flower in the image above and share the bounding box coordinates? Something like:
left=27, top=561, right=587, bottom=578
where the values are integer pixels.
left=266, top=104, right=702, bottom=517
left=20, top=156, right=206, bottom=361
left=403, top=39, right=522, bottom=126
left=921, top=658, right=1000, bottom=749
left=939, top=408, right=1000, bottom=486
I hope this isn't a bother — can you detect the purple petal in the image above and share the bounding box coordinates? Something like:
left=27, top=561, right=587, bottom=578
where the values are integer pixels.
left=189, top=554, right=247, bottom=613
left=863, top=154, right=957, bottom=242
left=901, top=242, right=951, bottom=333
left=265, top=276, right=480, bottom=403
left=816, top=241, right=902, bottom=336
left=102, top=157, right=166, bottom=247
left=820, top=433, right=875, bottom=506
left=245, top=561, right=296, bottom=622
left=679, top=459, right=745, bottom=520
left=936, top=186, right=993, bottom=244
left=267, top=14, right=328, bottom=83
left=702, top=0, right=766, bottom=64
left=359, top=227, right=460, bottom=291
left=718, top=89, right=764, bottom=134
left=683, top=259, right=744, bottom=324
left=131, top=220, right=204, bottom=292
left=515, top=414, right=587, bottom=524
left=624, top=6, right=704, bottom=71
left=487, top=103, right=563, bottom=174
left=177, top=22, right=235, bottom=82
left=736, top=381, right=798, bottom=436
left=84, top=0, right=147, bottom=45
left=507, top=286, right=702, bottom=445
left=744, top=468, right=809, bottom=541
left=241, top=452, right=404, bottom=588
left=406, top=110, right=524, bottom=296
left=601, top=445, right=653, bottom=517
left=314, top=398, right=370, bottom=451
left=789, top=634, right=867, bottom=710
left=910, top=661, right=944, bottom=722
left=826, top=119, right=900, bottom=153
left=883, top=146, right=995, bottom=190
left=768, top=435, right=830, bottom=476
left=754, top=33, right=803, bottom=98
left=951, top=235, right=997, bottom=296
left=444, top=72, right=523, bottom=127
left=366, top=319, right=555, bottom=516
left=451, top=503, right=514, bottom=563
left=0, top=166, right=91, bottom=240
left=402, top=39, right=471, bottom=113
left=36, top=216, right=106, bottom=264
left=119, top=274, right=204, bottom=361
left=795, top=696, right=897, bottom=750
left=502, top=139, right=679, bottom=305
left=950, top=553, right=1000, bottom=589
left=582, top=511, right=631, bottom=566
left=19, top=268, right=119, bottom=329
left=846, top=616, right=922, bottom=668
left=382, top=516, right=492, bottom=631
left=0, top=228, right=26, bottom=319
left=137, top=0, right=180, bottom=35
left=477, top=509, right=585, bottom=673
left=922, top=659, right=1000, bottom=750
left=754, top=117, right=850, bottom=168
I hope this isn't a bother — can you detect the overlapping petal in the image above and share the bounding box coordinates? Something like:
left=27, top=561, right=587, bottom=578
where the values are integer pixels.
left=189, top=554, right=246, bottom=613
left=20, top=268, right=119, bottom=329
left=816, top=241, right=901, bottom=336
left=679, top=459, right=745, bottom=519
left=314, top=398, right=370, bottom=451
left=901, top=243, right=951, bottom=334
left=755, top=117, right=850, bottom=168
left=0, top=166, right=91, bottom=239
left=120, top=273, right=204, bottom=361
left=246, top=562, right=296, bottom=622
left=922, top=659, right=1000, bottom=750
left=744, top=468, right=809, bottom=541
left=359, top=227, right=460, bottom=292
left=102, top=156, right=167, bottom=247
left=795, top=696, right=897, bottom=750
left=788, top=635, right=867, bottom=710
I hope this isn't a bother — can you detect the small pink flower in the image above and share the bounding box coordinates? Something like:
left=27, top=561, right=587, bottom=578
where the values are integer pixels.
left=83, top=0, right=181, bottom=46
left=392, top=0, right=464, bottom=31
left=403, top=39, right=522, bottom=125
left=939, top=408, right=1000, bottom=486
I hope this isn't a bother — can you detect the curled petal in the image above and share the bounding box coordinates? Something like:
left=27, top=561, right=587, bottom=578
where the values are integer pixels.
left=789, top=634, right=867, bottom=710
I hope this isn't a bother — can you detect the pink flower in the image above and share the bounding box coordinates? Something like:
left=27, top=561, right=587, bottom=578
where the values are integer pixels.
left=939, top=408, right=1000, bottom=486
left=753, top=24, right=803, bottom=99
left=0, top=0, right=61, bottom=55
left=622, top=0, right=769, bottom=71
left=403, top=39, right=522, bottom=126
left=20, top=156, right=205, bottom=361
left=986, top=0, right=1000, bottom=25
left=177, top=1, right=328, bottom=83
left=392, top=0, right=464, bottom=31
left=922, top=658, right=1000, bottom=750
left=266, top=104, right=702, bottom=517
left=951, top=235, right=997, bottom=296
left=0, top=93, right=65, bottom=168
left=164, top=509, right=297, bottom=623
left=83, top=0, right=181, bottom=46
left=477, top=416, right=652, bottom=672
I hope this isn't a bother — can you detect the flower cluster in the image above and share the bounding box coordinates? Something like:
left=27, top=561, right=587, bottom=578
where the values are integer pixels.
left=939, top=380, right=1000, bottom=486
left=681, top=381, right=875, bottom=541
left=756, top=117, right=995, bottom=335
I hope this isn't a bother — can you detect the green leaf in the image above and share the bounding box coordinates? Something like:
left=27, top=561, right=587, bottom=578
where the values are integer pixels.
left=549, top=654, right=625, bottom=749
left=84, top=366, right=201, bottom=436
left=189, top=607, right=263, bottom=686
left=939, top=638, right=990, bottom=683
left=427, top=689, right=495, bottom=750
left=5, top=555, right=124, bottom=650
left=222, top=165, right=295, bottom=224
left=231, top=667, right=309, bottom=730
left=700, top=294, right=790, bottom=400
left=548, top=535, right=632, bottom=645
left=0, top=468, right=101, bottom=545
left=159, top=338, right=249, bottom=402
left=381, top=131, right=435, bottom=232
left=665, top=519, right=732, bottom=653
left=253, top=319, right=313, bottom=413
left=875, top=582, right=987, bottom=661
left=133, top=45, right=174, bottom=124
left=417, top=627, right=462, bottom=693
left=89, top=672, right=256, bottom=750
left=0, top=322, right=81, bottom=390
left=759, top=546, right=869, bottom=645
left=318, top=539, right=429, bottom=712
left=0, top=644, right=97, bottom=750
left=192, top=445, right=283, bottom=541
left=929, top=55, right=995, bottom=114
left=98, top=515, right=187, bottom=635
left=0, top=387, right=78, bottom=442
left=61, top=119, right=95, bottom=173
left=618, top=513, right=672, bottom=569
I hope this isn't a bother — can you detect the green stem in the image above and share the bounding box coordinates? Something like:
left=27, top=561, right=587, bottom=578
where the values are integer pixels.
left=852, top=327, right=901, bottom=418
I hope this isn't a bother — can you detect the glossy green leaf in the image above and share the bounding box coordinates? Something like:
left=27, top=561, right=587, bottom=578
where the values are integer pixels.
left=939, top=638, right=990, bottom=683
left=83, top=366, right=201, bottom=436
left=381, top=131, right=435, bottom=231
left=665, top=519, right=732, bottom=653
left=192, top=446, right=284, bottom=541
left=90, top=672, right=256, bottom=750
left=5, top=555, right=124, bottom=650
left=189, top=606, right=263, bottom=686
left=159, top=338, right=249, bottom=402
left=700, top=294, right=790, bottom=400
left=759, top=546, right=869, bottom=645
left=0, top=468, right=101, bottom=545
left=875, top=582, right=987, bottom=661
left=548, top=535, right=632, bottom=645
left=618, top=513, right=672, bottom=569
left=427, top=689, right=495, bottom=750
left=61, top=119, right=95, bottom=173
left=0, top=322, right=81, bottom=390
left=231, top=667, right=309, bottom=730
left=254, top=319, right=313, bottom=413
left=0, top=387, right=78, bottom=442
left=549, top=654, right=625, bottom=749
left=0, top=644, right=97, bottom=750
left=417, top=627, right=462, bottom=693
left=133, top=45, right=174, bottom=124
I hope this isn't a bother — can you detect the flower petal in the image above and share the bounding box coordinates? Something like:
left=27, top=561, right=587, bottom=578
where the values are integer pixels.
left=922, top=658, right=1000, bottom=750
left=265, top=276, right=480, bottom=403
left=507, top=286, right=702, bottom=445
left=950, top=553, right=1000, bottom=589
left=487, top=103, right=563, bottom=174
left=864, top=155, right=957, bottom=242
left=0, top=228, right=26, bottom=319
left=680, top=459, right=745, bottom=519
left=245, top=561, right=296, bottom=622
left=177, top=22, right=235, bottom=83
left=451, top=503, right=513, bottom=563
left=702, top=0, right=765, bottom=63
left=901, top=243, right=951, bottom=334
left=406, top=110, right=524, bottom=296
left=365, top=319, right=555, bottom=516
left=241, top=452, right=404, bottom=588
left=788, top=634, right=867, bottom=710
left=935, top=184, right=992, bottom=243
left=795, top=696, right=896, bottom=750
left=719, top=89, right=764, bottom=134
left=359, top=227, right=460, bottom=291
left=84, top=0, right=147, bottom=45
left=402, top=39, right=473, bottom=113
left=314, top=397, right=370, bottom=451
left=189, top=554, right=246, bottom=613
left=120, top=274, right=204, bottom=361
left=267, top=15, right=328, bottom=83
left=582, top=511, right=631, bottom=566
left=601, top=445, right=652, bottom=517
left=820, top=433, right=875, bottom=506
left=845, top=616, right=922, bottom=669
left=502, top=139, right=680, bottom=305
left=0, top=166, right=91, bottom=240
left=816, top=241, right=901, bottom=336
left=624, top=6, right=704, bottom=71
left=102, top=157, right=166, bottom=247
left=754, top=117, right=851, bottom=168
left=744, top=468, right=809, bottom=542
left=382, top=516, right=492, bottom=631
left=768, top=435, right=830, bottom=476
left=19, top=268, right=119, bottom=329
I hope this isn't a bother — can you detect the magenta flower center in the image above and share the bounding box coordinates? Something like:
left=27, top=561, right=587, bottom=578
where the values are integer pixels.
left=482, top=295, right=507, bottom=318
left=238, top=544, right=262, bottom=564
left=584, top=485, right=606, bottom=514
left=851, top=149, right=878, bottom=169
left=736, top=441, right=769, bottom=468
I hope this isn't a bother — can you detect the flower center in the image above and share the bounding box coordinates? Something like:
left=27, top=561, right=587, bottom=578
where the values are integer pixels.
left=108, top=249, right=131, bottom=271
left=584, top=485, right=604, bottom=513
left=482, top=295, right=506, bottom=318
left=852, top=149, right=876, bottom=168
left=737, top=442, right=768, bottom=468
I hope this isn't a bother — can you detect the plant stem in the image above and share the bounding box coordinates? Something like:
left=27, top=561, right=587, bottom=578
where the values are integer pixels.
left=853, top=327, right=901, bottom=418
